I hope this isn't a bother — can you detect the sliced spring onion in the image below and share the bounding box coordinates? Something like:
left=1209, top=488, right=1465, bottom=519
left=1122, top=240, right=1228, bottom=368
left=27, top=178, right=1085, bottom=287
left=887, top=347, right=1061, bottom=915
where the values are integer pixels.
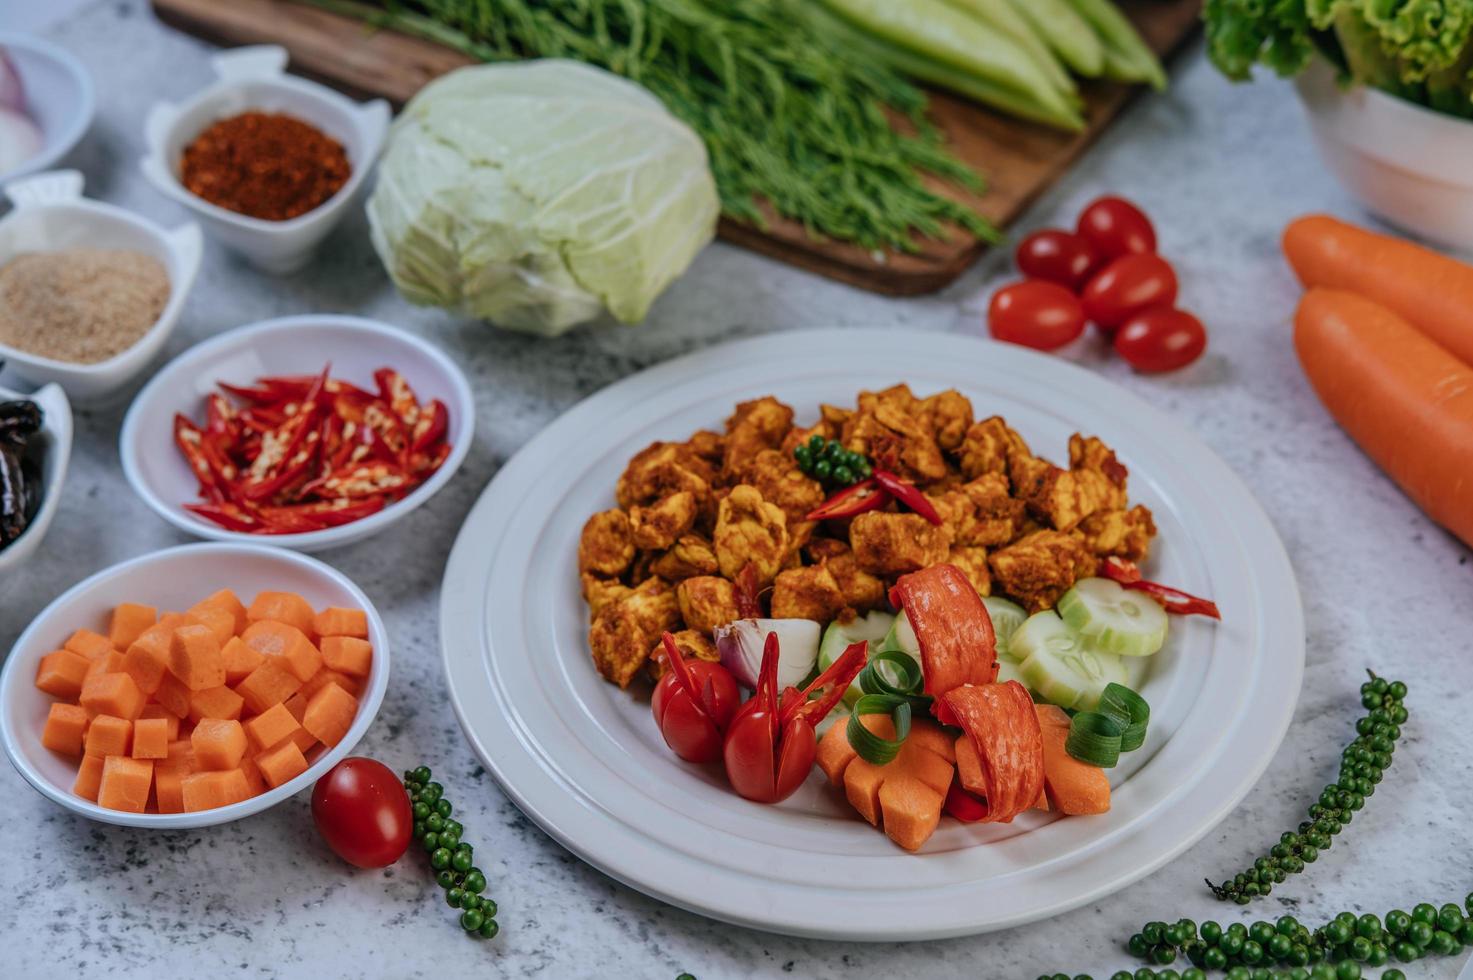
left=857, top=649, right=929, bottom=704
left=1065, top=711, right=1124, bottom=767
left=983, top=595, right=1028, bottom=662
left=847, top=695, right=913, bottom=765
left=1057, top=577, right=1168, bottom=657
left=1097, top=682, right=1149, bottom=752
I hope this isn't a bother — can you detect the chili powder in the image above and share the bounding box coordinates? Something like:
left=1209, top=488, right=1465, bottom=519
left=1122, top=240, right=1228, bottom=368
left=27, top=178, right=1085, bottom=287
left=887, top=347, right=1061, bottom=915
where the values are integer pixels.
left=180, top=111, right=351, bottom=221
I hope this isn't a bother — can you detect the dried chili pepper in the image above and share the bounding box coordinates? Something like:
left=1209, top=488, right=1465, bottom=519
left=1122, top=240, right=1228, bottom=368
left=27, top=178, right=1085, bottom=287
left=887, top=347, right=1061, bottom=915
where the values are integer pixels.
left=872, top=469, right=943, bottom=526
left=0, top=444, right=27, bottom=543
left=1101, top=557, right=1221, bottom=619
left=805, top=478, right=889, bottom=522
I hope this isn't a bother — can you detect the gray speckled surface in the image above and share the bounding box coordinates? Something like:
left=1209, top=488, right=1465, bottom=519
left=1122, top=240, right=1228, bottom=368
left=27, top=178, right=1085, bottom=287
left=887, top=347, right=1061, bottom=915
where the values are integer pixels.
left=3, top=2, right=1472, bottom=977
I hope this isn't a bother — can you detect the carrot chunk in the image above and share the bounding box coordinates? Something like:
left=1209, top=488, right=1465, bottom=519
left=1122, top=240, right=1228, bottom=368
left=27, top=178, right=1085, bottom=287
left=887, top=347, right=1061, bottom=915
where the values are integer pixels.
left=832, top=717, right=955, bottom=851
left=153, top=672, right=193, bottom=720
left=34, top=649, right=91, bottom=699
left=73, top=753, right=105, bottom=801
left=42, top=703, right=90, bottom=755
left=302, top=667, right=360, bottom=700
left=312, top=607, right=367, bottom=639
left=243, top=702, right=300, bottom=752
left=84, top=714, right=133, bottom=758
left=878, top=776, right=946, bottom=853
left=84, top=649, right=125, bottom=683
left=64, top=629, right=114, bottom=660
left=79, top=672, right=146, bottom=721
left=97, top=756, right=153, bottom=813
left=247, top=592, right=316, bottom=636
left=122, top=627, right=173, bottom=696
left=139, top=704, right=181, bottom=740
left=320, top=636, right=372, bottom=678
left=165, top=738, right=198, bottom=773
left=108, top=603, right=157, bottom=650
left=132, top=717, right=170, bottom=760
left=256, top=740, right=309, bottom=788
left=181, top=769, right=250, bottom=812
left=302, top=681, right=357, bottom=747
left=189, top=589, right=247, bottom=636
left=186, top=606, right=236, bottom=647
left=241, top=620, right=321, bottom=682
left=221, top=636, right=264, bottom=686
left=188, top=685, right=244, bottom=723
left=239, top=755, right=268, bottom=796
left=1035, top=704, right=1111, bottom=815
left=154, top=765, right=185, bottom=813
left=233, top=661, right=303, bottom=715
left=192, top=718, right=248, bottom=771
left=169, top=624, right=226, bottom=691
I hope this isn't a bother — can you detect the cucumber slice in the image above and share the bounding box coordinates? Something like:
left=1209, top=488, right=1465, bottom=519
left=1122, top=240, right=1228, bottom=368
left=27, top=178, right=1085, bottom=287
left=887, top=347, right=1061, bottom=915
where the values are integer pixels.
left=995, top=657, right=1026, bottom=687
left=983, top=596, right=1028, bottom=662
left=1057, top=577, right=1168, bottom=657
left=818, top=610, right=895, bottom=707
left=879, top=609, right=920, bottom=660
left=1013, top=610, right=1128, bottom=710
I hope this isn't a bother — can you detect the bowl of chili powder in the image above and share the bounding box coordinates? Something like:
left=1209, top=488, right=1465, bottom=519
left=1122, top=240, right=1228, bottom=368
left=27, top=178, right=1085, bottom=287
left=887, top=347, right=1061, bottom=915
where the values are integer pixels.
left=139, top=45, right=389, bottom=275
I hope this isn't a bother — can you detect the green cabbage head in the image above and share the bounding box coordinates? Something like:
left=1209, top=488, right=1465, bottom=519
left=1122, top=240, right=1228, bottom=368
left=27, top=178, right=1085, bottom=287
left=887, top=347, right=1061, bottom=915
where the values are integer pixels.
left=369, top=60, right=720, bottom=335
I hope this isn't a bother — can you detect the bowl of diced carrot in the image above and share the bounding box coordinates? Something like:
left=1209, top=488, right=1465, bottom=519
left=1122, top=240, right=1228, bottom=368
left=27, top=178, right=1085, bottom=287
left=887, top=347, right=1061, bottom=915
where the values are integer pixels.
left=0, top=542, right=389, bottom=827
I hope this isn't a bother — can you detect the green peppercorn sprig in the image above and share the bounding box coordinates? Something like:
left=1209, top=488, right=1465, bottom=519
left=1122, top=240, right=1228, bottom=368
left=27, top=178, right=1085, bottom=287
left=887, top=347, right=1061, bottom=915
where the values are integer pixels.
left=1208, top=673, right=1408, bottom=904
left=404, top=766, right=500, bottom=940
left=794, top=435, right=871, bottom=489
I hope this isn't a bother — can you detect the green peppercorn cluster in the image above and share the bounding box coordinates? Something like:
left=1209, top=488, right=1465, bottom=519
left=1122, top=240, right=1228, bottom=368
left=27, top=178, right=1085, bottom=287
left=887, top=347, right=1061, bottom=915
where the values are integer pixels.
left=794, top=435, right=871, bottom=489
left=404, top=766, right=499, bottom=940
left=1209, top=674, right=1408, bottom=904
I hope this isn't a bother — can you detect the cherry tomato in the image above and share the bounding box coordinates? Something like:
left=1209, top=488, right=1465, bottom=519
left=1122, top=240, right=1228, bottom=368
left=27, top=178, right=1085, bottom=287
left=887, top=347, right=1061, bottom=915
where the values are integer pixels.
left=1014, top=229, right=1100, bottom=290
left=1077, top=196, right=1156, bottom=260
left=1114, top=308, right=1207, bottom=373
left=1081, top=253, right=1178, bottom=334
left=652, top=658, right=740, bottom=763
left=311, top=757, right=413, bottom=868
left=988, top=280, right=1087, bottom=351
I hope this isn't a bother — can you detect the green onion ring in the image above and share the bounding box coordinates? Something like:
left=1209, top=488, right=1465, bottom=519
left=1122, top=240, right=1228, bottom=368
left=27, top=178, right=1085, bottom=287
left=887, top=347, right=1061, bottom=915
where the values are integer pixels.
left=847, top=695, right=913, bottom=766
left=1065, top=711, right=1124, bottom=768
left=1097, top=683, right=1150, bottom=752
left=857, top=651, right=931, bottom=710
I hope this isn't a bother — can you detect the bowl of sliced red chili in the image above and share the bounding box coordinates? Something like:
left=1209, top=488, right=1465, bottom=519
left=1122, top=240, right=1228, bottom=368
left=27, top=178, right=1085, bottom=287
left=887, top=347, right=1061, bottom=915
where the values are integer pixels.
left=139, top=45, right=389, bottom=275
left=118, top=314, right=474, bottom=552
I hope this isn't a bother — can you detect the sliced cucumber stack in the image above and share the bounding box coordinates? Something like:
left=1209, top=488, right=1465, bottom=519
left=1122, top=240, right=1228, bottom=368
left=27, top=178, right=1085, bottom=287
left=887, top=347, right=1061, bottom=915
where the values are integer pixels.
left=818, top=610, right=896, bottom=706
left=983, top=595, right=1028, bottom=662
left=879, top=609, right=920, bottom=661
left=1057, top=577, right=1168, bottom=656
left=1012, top=609, right=1127, bottom=711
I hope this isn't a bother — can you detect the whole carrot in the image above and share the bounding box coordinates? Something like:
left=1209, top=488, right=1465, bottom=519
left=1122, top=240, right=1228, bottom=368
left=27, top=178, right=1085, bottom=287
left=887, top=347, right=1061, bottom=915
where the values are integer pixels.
left=1283, top=215, right=1473, bottom=367
left=1294, top=289, right=1473, bottom=549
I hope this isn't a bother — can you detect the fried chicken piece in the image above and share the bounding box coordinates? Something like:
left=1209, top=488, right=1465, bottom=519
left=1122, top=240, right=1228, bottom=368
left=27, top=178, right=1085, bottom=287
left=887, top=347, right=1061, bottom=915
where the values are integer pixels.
left=740, top=449, right=825, bottom=523
left=581, top=572, right=632, bottom=619
left=616, top=441, right=714, bottom=510
left=676, top=576, right=743, bottom=634
left=1013, top=461, right=1120, bottom=533
left=843, top=384, right=949, bottom=484
left=771, top=564, right=846, bottom=621
left=957, top=416, right=1032, bottom=483
left=1075, top=505, right=1156, bottom=561
left=1069, top=434, right=1129, bottom=511
left=947, top=545, right=992, bottom=597
left=713, top=484, right=789, bottom=584
left=722, top=396, right=793, bottom=478
left=807, top=538, right=886, bottom=612
left=578, top=509, right=635, bottom=577
left=629, top=491, right=698, bottom=551
left=779, top=420, right=838, bottom=456
left=921, top=389, right=974, bottom=452
left=649, top=534, right=720, bottom=581
left=588, top=577, right=681, bottom=687
left=685, top=429, right=725, bottom=465
left=849, top=511, right=951, bottom=577
left=987, top=530, right=1095, bottom=612
left=928, top=472, right=1026, bottom=549
left=646, top=628, right=720, bottom=682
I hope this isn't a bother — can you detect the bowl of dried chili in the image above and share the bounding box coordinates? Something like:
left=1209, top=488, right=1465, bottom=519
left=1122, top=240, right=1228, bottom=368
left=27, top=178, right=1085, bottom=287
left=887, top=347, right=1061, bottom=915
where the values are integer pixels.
left=117, top=314, right=475, bottom=552
left=139, top=45, right=389, bottom=276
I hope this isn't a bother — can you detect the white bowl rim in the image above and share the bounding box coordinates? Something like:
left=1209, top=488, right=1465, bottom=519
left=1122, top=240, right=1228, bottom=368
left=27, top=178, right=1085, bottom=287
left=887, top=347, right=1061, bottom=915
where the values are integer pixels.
left=0, top=32, right=96, bottom=183
left=0, top=380, right=72, bottom=572
left=0, top=541, right=391, bottom=828
left=0, top=172, right=202, bottom=377
left=118, top=313, right=476, bottom=550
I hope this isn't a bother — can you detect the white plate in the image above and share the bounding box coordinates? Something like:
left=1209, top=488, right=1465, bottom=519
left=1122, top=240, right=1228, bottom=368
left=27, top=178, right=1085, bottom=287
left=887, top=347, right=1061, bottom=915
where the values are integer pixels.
left=439, top=329, right=1304, bottom=941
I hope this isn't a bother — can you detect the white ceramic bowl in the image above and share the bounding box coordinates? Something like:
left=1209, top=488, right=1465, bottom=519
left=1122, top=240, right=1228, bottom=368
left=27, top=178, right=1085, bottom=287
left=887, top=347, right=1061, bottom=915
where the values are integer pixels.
left=1296, top=63, right=1473, bottom=253
left=0, top=542, right=391, bottom=828
left=119, top=314, right=475, bottom=552
left=140, top=45, right=389, bottom=274
left=0, top=170, right=202, bottom=404
left=0, top=33, right=95, bottom=183
left=0, top=381, right=71, bottom=575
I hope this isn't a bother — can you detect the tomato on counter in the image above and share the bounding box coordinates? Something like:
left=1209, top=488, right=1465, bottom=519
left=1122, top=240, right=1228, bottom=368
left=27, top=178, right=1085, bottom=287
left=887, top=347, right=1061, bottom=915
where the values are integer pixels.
left=1077, top=195, right=1157, bottom=260
left=1081, top=253, right=1179, bottom=334
left=312, top=757, right=412, bottom=868
left=988, top=281, right=1087, bottom=351
left=1114, top=308, right=1208, bottom=373
left=1014, top=229, right=1100, bottom=290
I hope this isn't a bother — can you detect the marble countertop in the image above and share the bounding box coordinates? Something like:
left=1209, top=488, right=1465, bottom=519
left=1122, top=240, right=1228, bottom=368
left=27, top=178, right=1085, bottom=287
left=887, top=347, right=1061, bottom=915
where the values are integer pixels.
left=4, top=2, right=1471, bottom=977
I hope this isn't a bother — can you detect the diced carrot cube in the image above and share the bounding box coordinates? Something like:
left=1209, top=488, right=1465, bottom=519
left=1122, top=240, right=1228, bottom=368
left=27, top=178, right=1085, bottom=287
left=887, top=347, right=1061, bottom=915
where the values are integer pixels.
left=154, top=672, right=193, bottom=720
left=42, top=703, right=90, bottom=755
left=243, top=702, right=300, bottom=752
left=166, top=738, right=198, bottom=772
left=302, top=667, right=360, bottom=700
left=185, top=606, right=236, bottom=647
left=192, top=718, right=248, bottom=771
left=84, top=714, right=132, bottom=757
left=154, top=765, right=185, bottom=813
left=108, top=603, right=157, bottom=650
left=233, top=661, right=303, bottom=715
left=189, top=589, right=247, bottom=636
left=122, top=627, right=173, bottom=696
left=181, top=769, right=250, bottom=811
left=320, top=636, right=372, bottom=677
left=169, top=624, right=225, bottom=691
left=313, top=606, right=368, bottom=639
left=139, top=704, right=181, bottom=740
left=34, top=649, right=91, bottom=699
left=188, top=685, right=244, bottom=723
left=79, top=672, right=146, bottom=720
left=221, top=636, right=264, bottom=686
left=156, top=611, right=189, bottom=631
left=302, top=682, right=357, bottom=748
left=256, top=740, right=309, bottom=788
left=97, top=756, right=153, bottom=813
left=247, top=592, right=316, bottom=636
left=239, top=755, right=267, bottom=795
left=132, top=717, right=169, bottom=759
left=64, top=629, right=114, bottom=660
left=84, top=649, right=125, bottom=683
left=240, top=620, right=321, bottom=682
left=73, top=753, right=105, bottom=801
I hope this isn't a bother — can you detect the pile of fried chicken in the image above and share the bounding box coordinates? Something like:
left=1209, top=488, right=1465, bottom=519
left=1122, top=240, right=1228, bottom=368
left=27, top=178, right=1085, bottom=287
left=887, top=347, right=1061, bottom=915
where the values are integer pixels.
left=578, top=384, right=1155, bottom=687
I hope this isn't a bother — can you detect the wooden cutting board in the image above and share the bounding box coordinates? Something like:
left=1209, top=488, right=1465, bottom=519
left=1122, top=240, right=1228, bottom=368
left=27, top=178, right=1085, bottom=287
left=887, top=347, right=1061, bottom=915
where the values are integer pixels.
left=151, top=0, right=1203, bottom=296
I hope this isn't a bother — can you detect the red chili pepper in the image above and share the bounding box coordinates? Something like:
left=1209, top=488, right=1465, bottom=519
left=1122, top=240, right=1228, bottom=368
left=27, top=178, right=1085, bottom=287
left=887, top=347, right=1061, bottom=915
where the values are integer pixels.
left=373, top=368, right=422, bottom=430
left=943, top=774, right=991, bottom=823
left=174, top=415, right=226, bottom=503
left=300, top=462, right=411, bottom=500
left=204, top=393, right=238, bottom=447
left=217, top=381, right=283, bottom=406
left=651, top=632, right=741, bottom=764
left=408, top=441, right=451, bottom=477
left=255, top=505, right=329, bottom=534
left=805, top=478, right=890, bottom=522
left=185, top=501, right=266, bottom=533
left=266, top=496, right=387, bottom=528
left=872, top=469, right=943, bottom=526
left=1101, top=557, right=1221, bottom=619
left=410, top=398, right=448, bottom=453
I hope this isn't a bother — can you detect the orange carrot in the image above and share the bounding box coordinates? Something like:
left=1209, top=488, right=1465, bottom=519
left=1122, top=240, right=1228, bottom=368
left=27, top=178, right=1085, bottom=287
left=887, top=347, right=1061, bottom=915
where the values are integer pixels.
left=1295, top=289, right=1473, bottom=549
left=1284, top=215, right=1473, bottom=367
left=1034, top=704, right=1110, bottom=815
left=815, top=716, right=955, bottom=851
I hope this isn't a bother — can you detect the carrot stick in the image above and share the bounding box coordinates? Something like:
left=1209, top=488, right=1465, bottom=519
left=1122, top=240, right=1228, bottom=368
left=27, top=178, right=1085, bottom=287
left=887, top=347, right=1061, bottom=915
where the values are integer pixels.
left=1294, top=289, right=1473, bottom=549
left=1283, top=215, right=1473, bottom=367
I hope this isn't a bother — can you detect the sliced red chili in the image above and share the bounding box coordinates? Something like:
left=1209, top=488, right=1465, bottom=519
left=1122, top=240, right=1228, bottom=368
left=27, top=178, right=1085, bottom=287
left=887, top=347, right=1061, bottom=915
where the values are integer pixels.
left=805, top=478, right=890, bottom=522
left=373, top=368, right=422, bottom=429
left=1101, top=557, right=1221, bottom=619
left=872, top=469, right=942, bottom=526
left=174, top=415, right=226, bottom=503
left=266, top=496, right=387, bottom=528
left=410, top=398, right=448, bottom=453
left=185, top=501, right=265, bottom=533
